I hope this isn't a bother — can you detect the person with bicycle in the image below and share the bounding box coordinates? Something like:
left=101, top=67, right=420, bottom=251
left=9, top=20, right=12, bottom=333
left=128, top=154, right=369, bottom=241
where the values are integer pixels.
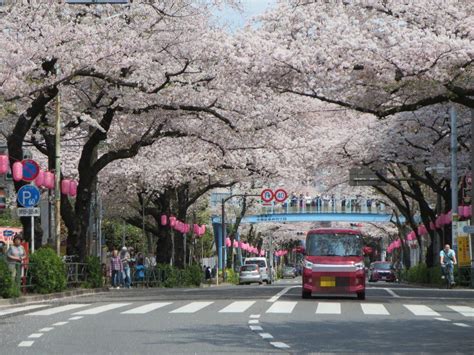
left=440, top=244, right=457, bottom=288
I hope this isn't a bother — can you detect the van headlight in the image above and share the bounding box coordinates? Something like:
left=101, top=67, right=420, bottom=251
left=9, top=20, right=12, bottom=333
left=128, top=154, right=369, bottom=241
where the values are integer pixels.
left=354, top=262, right=365, bottom=270
left=304, top=260, right=314, bottom=270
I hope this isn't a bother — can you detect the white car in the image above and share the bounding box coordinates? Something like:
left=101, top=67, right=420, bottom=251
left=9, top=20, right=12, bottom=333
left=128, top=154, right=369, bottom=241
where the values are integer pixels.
left=244, top=257, right=272, bottom=284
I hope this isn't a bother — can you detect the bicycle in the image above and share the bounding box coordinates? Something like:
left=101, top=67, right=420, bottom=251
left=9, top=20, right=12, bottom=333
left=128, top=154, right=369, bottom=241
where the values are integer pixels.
left=441, top=263, right=455, bottom=289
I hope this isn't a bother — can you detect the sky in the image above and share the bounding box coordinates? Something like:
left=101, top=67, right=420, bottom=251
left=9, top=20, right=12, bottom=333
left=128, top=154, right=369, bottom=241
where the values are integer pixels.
left=213, top=0, right=277, bottom=30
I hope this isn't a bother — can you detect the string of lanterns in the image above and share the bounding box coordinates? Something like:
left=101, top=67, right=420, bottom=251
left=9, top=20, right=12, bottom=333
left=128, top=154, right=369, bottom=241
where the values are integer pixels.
left=0, top=155, right=78, bottom=197
left=160, top=214, right=206, bottom=238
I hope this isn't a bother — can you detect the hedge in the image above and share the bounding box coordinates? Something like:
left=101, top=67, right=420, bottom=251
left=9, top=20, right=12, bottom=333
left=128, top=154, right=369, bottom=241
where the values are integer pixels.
left=29, top=248, right=67, bottom=294
left=0, top=259, right=20, bottom=298
left=404, top=263, right=467, bottom=286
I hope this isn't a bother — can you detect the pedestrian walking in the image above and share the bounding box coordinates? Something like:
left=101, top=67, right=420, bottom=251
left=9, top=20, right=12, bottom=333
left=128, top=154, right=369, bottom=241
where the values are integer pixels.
left=7, top=233, right=25, bottom=284
left=110, top=249, right=123, bottom=289
left=120, top=246, right=131, bottom=288
left=205, top=266, right=211, bottom=283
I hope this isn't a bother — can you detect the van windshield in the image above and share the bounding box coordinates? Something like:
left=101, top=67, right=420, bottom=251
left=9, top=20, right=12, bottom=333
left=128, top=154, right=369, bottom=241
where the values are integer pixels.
left=306, top=233, right=363, bottom=257
left=245, top=260, right=266, bottom=268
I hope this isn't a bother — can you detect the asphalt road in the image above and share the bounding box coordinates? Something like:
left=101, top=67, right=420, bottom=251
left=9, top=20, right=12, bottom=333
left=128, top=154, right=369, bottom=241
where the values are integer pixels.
left=1, top=278, right=473, bottom=354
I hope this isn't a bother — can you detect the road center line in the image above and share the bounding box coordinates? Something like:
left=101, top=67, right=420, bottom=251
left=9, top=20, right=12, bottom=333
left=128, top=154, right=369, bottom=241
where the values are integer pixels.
left=383, top=288, right=401, bottom=298
left=28, top=333, right=43, bottom=338
left=270, top=342, right=290, bottom=349
left=259, top=333, right=274, bottom=339
left=18, top=341, right=34, bottom=347
left=267, top=286, right=299, bottom=302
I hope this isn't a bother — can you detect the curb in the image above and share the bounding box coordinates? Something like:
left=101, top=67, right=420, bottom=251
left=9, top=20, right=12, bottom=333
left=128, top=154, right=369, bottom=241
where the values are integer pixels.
left=0, top=287, right=109, bottom=306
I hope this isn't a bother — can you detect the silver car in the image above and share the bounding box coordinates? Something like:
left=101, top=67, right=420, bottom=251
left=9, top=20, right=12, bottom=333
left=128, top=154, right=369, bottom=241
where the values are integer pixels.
left=238, top=264, right=262, bottom=285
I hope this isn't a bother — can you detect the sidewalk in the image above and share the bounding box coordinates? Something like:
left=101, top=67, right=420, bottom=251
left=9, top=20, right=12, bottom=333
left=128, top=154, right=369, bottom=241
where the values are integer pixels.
left=0, top=287, right=109, bottom=306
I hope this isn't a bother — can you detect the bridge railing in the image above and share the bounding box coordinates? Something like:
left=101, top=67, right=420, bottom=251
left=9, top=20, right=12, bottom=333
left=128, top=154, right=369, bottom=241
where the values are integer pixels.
left=257, top=197, right=387, bottom=215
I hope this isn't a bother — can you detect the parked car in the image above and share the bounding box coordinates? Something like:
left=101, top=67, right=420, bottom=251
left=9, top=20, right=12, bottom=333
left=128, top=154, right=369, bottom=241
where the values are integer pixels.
left=238, top=264, right=262, bottom=285
left=282, top=265, right=297, bottom=278
left=368, top=261, right=396, bottom=282
left=244, top=257, right=272, bottom=284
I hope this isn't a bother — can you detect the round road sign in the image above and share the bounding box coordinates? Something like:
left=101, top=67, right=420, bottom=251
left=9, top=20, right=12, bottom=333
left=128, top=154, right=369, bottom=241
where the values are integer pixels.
left=260, top=189, right=274, bottom=203
left=274, top=189, right=288, bottom=203
left=22, top=159, right=40, bottom=182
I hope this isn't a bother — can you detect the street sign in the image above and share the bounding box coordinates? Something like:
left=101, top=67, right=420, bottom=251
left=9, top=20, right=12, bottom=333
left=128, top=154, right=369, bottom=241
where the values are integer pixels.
left=457, top=236, right=472, bottom=267
left=3, top=229, right=14, bottom=237
left=463, top=226, right=474, bottom=234
left=17, top=185, right=41, bottom=207
left=260, top=189, right=274, bottom=203
left=349, top=167, right=387, bottom=187
left=17, top=207, right=40, bottom=217
left=274, top=189, right=288, bottom=203
left=21, top=159, right=40, bottom=182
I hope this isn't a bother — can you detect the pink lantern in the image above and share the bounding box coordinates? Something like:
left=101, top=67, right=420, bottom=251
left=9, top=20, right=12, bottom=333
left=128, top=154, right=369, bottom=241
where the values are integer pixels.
left=69, top=180, right=78, bottom=197
left=161, top=215, right=168, bottom=226
left=200, top=225, right=206, bottom=234
left=169, top=216, right=176, bottom=227
left=233, top=240, right=238, bottom=248
left=35, top=170, right=44, bottom=187
left=225, top=238, right=231, bottom=247
left=0, top=155, right=8, bottom=174
left=193, top=224, right=199, bottom=234
left=260, top=250, right=265, bottom=257
left=12, top=161, right=22, bottom=181
left=465, top=205, right=471, bottom=218
left=429, top=221, right=436, bottom=231
left=61, top=179, right=71, bottom=195
left=44, top=171, right=54, bottom=189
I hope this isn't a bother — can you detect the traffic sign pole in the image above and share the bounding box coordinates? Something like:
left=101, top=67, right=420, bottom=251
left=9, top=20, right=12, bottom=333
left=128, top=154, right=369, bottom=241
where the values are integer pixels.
left=31, top=216, right=34, bottom=253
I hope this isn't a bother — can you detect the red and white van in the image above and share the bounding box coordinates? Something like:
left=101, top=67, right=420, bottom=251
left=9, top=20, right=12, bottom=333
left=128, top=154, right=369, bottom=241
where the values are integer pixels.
left=302, top=228, right=366, bottom=300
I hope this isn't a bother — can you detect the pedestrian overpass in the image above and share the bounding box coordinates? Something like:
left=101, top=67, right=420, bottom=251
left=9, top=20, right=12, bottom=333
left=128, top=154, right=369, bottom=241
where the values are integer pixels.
left=211, top=201, right=402, bottom=269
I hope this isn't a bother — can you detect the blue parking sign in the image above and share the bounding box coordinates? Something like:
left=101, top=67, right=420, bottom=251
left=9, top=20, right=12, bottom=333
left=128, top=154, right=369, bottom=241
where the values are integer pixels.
left=17, top=185, right=41, bottom=208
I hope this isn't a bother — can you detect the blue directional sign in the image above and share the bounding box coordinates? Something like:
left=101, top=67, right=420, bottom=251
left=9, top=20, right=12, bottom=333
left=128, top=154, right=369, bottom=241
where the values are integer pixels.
left=17, top=185, right=41, bottom=208
left=3, top=230, right=14, bottom=237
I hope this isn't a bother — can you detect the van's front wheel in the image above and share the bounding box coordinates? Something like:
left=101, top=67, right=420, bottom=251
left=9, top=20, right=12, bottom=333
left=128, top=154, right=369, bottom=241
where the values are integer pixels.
left=357, top=291, right=365, bottom=300
left=302, top=289, right=311, bottom=299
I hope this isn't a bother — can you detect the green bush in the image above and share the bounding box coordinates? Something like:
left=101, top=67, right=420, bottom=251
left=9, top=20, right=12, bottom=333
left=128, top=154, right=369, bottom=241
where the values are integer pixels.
left=29, top=248, right=66, bottom=294
left=84, top=256, right=103, bottom=288
left=224, top=268, right=239, bottom=285
left=406, top=263, right=429, bottom=284
left=404, top=263, right=467, bottom=286
left=185, top=264, right=203, bottom=287
left=0, top=259, right=20, bottom=298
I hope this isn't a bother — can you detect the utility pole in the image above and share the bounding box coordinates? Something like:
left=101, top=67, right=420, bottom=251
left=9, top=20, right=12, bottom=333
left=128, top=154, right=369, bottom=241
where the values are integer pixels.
left=470, top=108, right=474, bottom=288
left=54, top=91, right=61, bottom=256
left=450, top=106, right=458, bottom=250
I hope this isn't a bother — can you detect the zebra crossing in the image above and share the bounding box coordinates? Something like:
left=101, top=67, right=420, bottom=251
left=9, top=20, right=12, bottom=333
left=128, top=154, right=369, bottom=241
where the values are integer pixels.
left=0, top=301, right=473, bottom=320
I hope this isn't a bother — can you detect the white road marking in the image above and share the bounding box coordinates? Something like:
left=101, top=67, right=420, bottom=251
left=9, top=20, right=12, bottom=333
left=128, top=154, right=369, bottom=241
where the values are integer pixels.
left=121, top=302, right=172, bottom=314
left=259, top=333, right=274, bottom=339
left=250, top=314, right=261, bottom=319
left=28, top=304, right=89, bottom=316
left=453, top=323, right=470, bottom=327
left=69, top=316, right=83, bottom=320
left=266, top=301, right=297, bottom=314
left=170, top=302, right=213, bottom=314
left=435, top=318, right=450, bottom=322
left=18, top=341, right=34, bottom=347
left=316, top=302, right=341, bottom=314
left=219, top=301, right=255, bottom=313
left=404, top=305, right=440, bottom=316
left=28, top=333, right=43, bottom=338
left=73, top=303, right=131, bottom=315
left=52, top=321, right=68, bottom=326
left=361, top=303, right=389, bottom=315
left=249, top=325, right=263, bottom=331
left=448, top=305, right=474, bottom=317
left=0, top=305, right=47, bottom=316
left=39, top=327, right=54, bottom=332
left=383, top=288, right=401, bottom=298
left=267, top=286, right=299, bottom=302
left=248, top=319, right=259, bottom=324
left=270, top=342, right=290, bottom=349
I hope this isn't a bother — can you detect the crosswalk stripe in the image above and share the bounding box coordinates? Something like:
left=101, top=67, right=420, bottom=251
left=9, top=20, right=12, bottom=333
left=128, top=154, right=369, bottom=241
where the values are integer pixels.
left=0, top=305, right=47, bottom=316
left=170, top=302, right=213, bottom=314
left=316, top=302, right=341, bottom=314
left=448, top=305, right=474, bottom=317
left=266, top=301, right=297, bottom=314
left=361, top=303, right=390, bottom=315
left=219, top=301, right=256, bottom=313
left=28, top=304, right=90, bottom=316
left=121, top=302, right=172, bottom=314
left=404, top=305, right=440, bottom=316
left=72, top=303, right=131, bottom=315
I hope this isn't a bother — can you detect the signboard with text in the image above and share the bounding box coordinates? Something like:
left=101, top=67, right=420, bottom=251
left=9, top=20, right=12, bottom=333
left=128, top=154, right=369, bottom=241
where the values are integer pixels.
left=457, top=236, right=472, bottom=268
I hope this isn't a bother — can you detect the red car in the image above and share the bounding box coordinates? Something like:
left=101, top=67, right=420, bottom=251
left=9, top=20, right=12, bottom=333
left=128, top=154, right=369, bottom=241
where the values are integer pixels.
left=368, top=261, right=396, bottom=282
left=302, top=228, right=366, bottom=300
